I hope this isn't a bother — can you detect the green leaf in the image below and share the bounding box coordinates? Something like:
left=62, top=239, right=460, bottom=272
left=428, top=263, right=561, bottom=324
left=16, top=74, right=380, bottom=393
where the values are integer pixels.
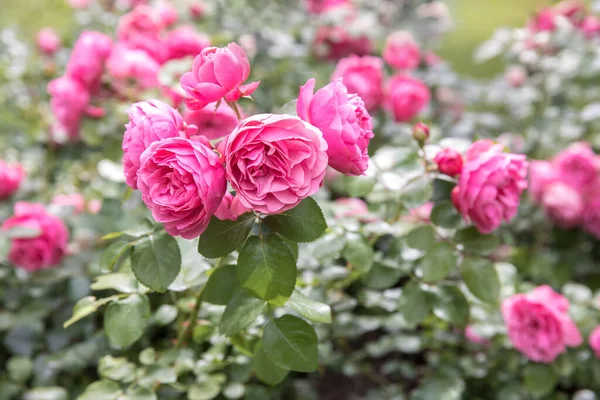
left=219, top=290, right=266, bottom=336
left=100, top=241, right=132, bottom=271
left=430, top=201, right=462, bottom=228
left=122, top=387, right=157, bottom=400
left=279, top=235, right=299, bottom=262
left=236, top=234, right=297, bottom=305
left=432, top=285, right=470, bottom=328
left=151, top=304, right=178, bottom=326
left=460, top=258, right=500, bottom=304
left=454, top=226, right=500, bottom=254
left=523, top=364, right=557, bottom=398
left=98, top=356, right=136, bottom=383
left=400, top=175, right=432, bottom=208
left=288, top=291, right=332, bottom=324
left=263, top=198, right=326, bottom=243
left=362, top=262, right=406, bottom=290
left=198, top=214, right=255, bottom=258
left=91, top=273, right=139, bottom=293
left=7, top=356, right=33, bottom=382
left=420, top=242, right=458, bottom=282
left=104, top=294, right=151, bottom=348
left=261, top=315, right=318, bottom=372
left=342, top=175, right=376, bottom=197
left=189, top=379, right=221, bottom=400
left=411, top=374, right=465, bottom=400
left=22, top=387, right=68, bottom=400
left=406, top=225, right=437, bottom=250
left=77, top=380, right=122, bottom=400
left=203, top=265, right=239, bottom=305
left=131, top=232, right=181, bottom=292
left=342, top=236, right=374, bottom=275
left=64, top=295, right=120, bottom=328
left=102, top=220, right=153, bottom=241
left=254, top=343, right=289, bottom=386
left=399, top=281, right=431, bottom=325
left=279, top=99, right=298, bottom=116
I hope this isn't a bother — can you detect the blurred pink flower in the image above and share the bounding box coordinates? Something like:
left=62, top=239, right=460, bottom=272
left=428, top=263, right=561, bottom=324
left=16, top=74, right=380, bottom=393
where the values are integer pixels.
left=0, top=160, right=25, bottom=199
left=106, top=44, right=160, bottom=90
left=36, top=28, right=61, bottom=56
left=383, top=31, right=421, bottom=70
left=331, top=55, right=383, bottom=111
left=183, top=102, right=240, bottom=141
left=165, top=26, right=211, bottom=61
left=386, top=74, right=430, bottom=122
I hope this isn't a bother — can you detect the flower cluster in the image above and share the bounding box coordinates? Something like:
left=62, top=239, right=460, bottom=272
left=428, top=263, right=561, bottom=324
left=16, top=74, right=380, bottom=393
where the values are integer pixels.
left=0, top=160, right=24, bottom=199
left=530, top=142, right=600, bottom=236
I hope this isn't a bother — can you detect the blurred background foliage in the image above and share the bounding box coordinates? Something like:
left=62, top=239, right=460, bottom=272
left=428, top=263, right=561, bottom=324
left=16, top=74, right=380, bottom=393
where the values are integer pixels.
left=0, top=0, right=559, bottom=78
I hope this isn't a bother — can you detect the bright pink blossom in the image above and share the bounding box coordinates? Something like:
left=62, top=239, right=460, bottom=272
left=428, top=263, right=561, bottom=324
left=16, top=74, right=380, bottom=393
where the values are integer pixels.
left=66, top=31, right=112, bottom=92
left=214, top=192, right=249, bottom=221
left=180, top=43, right=259, bottom=110
left=47, top=76, right=90, bottom=141
left=117, top=5, right=167, bottom=63
left=225, top=114, right=328, bottom=214
left=165, top=26, right=211, bottom=61
left=183, top=102, right=239, bottom=141
left=582, top=16, right=600, bottom=38
left=156, top=1, right=178, bottom=26
left=529, top=160, right=557, bottom=203
left=297, top=78, right=373, bottom=176
left=52, top=194, right=86, bottom=215
left=0, top=161, right=24, bottom=199
left=502, top=285, right=582, bottom=363
left=122, top=100, right=198, bottom=189
left=583, top=199, right=600, bottom=239
left=303, top=0, right=349, bottom=14
left=541, top=182, right=584, bottom=228
left=554, top=142, right=599, bottom=191
left=331, top=55, right=383, bottom=111
left=106, top=44, right=160, bottom=90
left=36, top=28, right=61, bottom=56
left=383, top=31, right=421, bottom=70
left=313, top=26, right=373, bottom=61
left=434, top=148, right=463, bottom=177
left=1, top=202, right=69, bottom=272
left=137, top=137, right=226, bottom=239
left=452, top=141, right=528, bottom=234
left=386, top=74, right=430, bottom=122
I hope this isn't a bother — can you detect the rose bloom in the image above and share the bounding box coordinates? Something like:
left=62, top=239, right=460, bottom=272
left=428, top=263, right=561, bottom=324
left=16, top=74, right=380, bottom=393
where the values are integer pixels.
left=47, top=76, right=90, bottom=142
left=582, top=16, right=600, bottom=39
left=303, top=0, right=348, bottom=14
left=409, top=202, right=433, bottom=223
left=382, top=31, right=421, bottom=71
left=313, top=26, right=373, bottom=61
left=106, top=45, right=160, bottom=90
left=331, top=55, right=383, bottom=111
left=122, top=99, right=198, bottom=189
left=434, top=148, right=463, bottom=177
left=589, top=325, right=600, bottom=359
left=165, top=26, right=211, bottom=61
left=0, top=160, right=25, bottom=199
left=65, top=31, right=112, bottom=92
left=529, top=8, right=556, bottom=32
left=156, top=1, right=178, bottom=26
left=214, top=192, right=249, bottom=221
left=541, top=182, right=584, bottom=228
left=528, top=160, right=557, bottom=203
left=189, top=2, right=206, bottom=19
left=36, top=28, right=61, bottom=56
left=554, top=142, right=599, bottom=191
left=502, top=285, right=582, bottom=363
left=583, top=199, right=600, bottom=239
left=183, top=102, right=239, bottom=141
left=117, top=5, right=167, bottom=63
left=386, top=74, right=430, bottom=123
left=137, top=137, right=226, bottom=239
left=452, top=141, right=528, bottom=234
left=505, top=66, right=527, bottom=88
left=225, top=114, right=328, bottom=214
left=297, top=78, right=373, bottom=176
left=1, top=202, right=69, bottom=272
left=52, top=193, right=86, bottom=214
left=180, top=42, right=259, bottom=110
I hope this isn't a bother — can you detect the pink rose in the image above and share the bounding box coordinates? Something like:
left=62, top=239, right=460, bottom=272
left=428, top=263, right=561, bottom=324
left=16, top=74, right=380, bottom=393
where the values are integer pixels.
left=465, top=139, right=496, bottom=162
left=66, top=31, right=113, bottom=92
left=505, top=66, right=527, bottom=88
left=156, top=1, right=178, bottom=26
left=334, top=198, right=377, bottom=222
left=589, top=325, right=600, bottom=358
left=409, top=202, right=433, bottom=223
left=52, top=194, right=86, bottom=215
left=47, top=76, right=90, bottom=142
left=529, top=160, right=557, bottom=203
left=382, top=31, right=421, bottom=71
left=529, top=8, right=556, bottom=32
left=137, top=137, right=226, bottom=239
left=582, top=16, right=600, bottom=39
left=36, top=28, right=61, bottom=56
left=87, top=199, right=102, bottom=214
left=465, top=326, right=490, bottom=346
left=297, top=78, right=373, bottom=176
left=1, top=202, right=69, bottom=272
left=313, top=26, right=373, bottom=61
left=214, top=192, right=250, bottom=221
left=165, top=26, right=211, bottom=61
left=122, top=99, right=198, bottom=189
left=386, top=74, right=430, bottom=123
left=303, top=0, right=348, bottom=14
left=106, top=45, right=160, bottom=90
left=0, top=160, right=25, bottom=199
left=583, top=199, right=600, bottom=239
left=502, top=285, right=582, bottom=363
left=554, top=142, right=599, bottom=191
left=541, top=182, right=584, bottom=228
left=225, top=114, right=328, bottom=214
left=331, top=55, right=383, bottom=111
left=189, top=2, right=206, bottom=19
left=183, top=102, right=239, bottom=141
left=117, top=5, right=167, bottom=63
left=434, top=148, right=463, bottom=177
left=452, top=141, right=528, bottom=234
left=180, top=43, right=259, bottom=110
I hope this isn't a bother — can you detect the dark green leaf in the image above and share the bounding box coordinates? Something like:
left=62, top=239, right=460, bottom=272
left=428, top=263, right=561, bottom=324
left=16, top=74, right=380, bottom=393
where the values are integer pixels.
left=203, top=265, right=240, bottom=305
left=104, top=294, right=151, bottom=348
left=342, top=175, right=376, bottom=197
left=7, top=356, right=33, bottom=382
left=461, top=258, right=500, bottom=304
left=262, top=315, right=318, bottom=372
left=288, top=291, right=332, bottom=324
left=399, top=281, right=430, bottom=325
left=279, top=235, right=299, bottom=262
left=100, top=241, right=132, bottom=271
left=254, top=343, right=289, bottom=386
left=91, top=273, right=139, bottom=293
left=454, top=227, right=500, bottom=254
left=401, top=175, right=432, bottom=208
left=198, top=214, right=255, bottom=258
left=98, top=356, right=136, bottom=383
left=363, top=262, right=406, bottom=290
left=523, top=364, right=557, bottom=398
left=430, top=201, right=462, bottom=228
left=131, top=232, right=181, bottom=292
left=219, top=290, right=266, bottom=336
left=406, top=225, right=437, bottom=250
left=420, top=242, right=458, bottom=282
left=432, top=285, right=470, bottom=328
left=263, top=198, right=326, bottom=243
left=343, top=236, right=374, bottom=274
left=236, top=234, right=297, bottom=305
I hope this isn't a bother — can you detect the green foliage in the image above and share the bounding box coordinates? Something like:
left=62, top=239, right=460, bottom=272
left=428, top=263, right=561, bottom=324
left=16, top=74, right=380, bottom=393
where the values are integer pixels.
left=104, top=294, right=151, bottom=348
left=197, top=214, right=255, bottom=258
left=131, top=232, right=181, bottom=292
left=261, top=315, right=318, bottom=372
left=263, top=198, right=327, bottom=243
